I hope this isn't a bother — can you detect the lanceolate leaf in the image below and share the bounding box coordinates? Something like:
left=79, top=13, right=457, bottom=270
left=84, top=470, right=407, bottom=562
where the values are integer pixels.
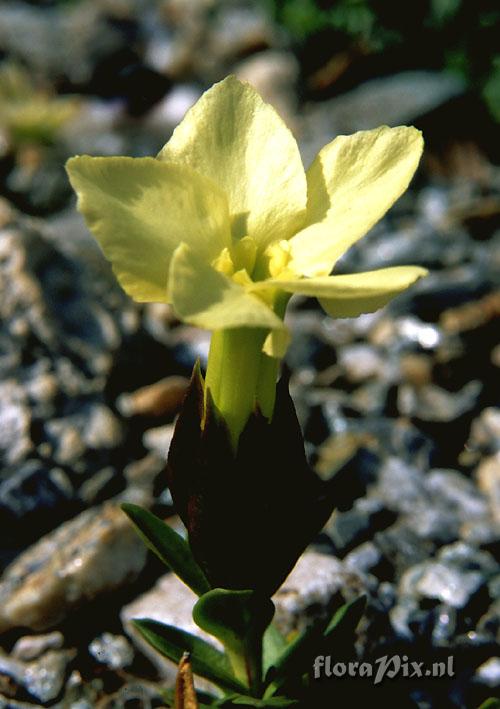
left=263, top=620, right=325, bottom=697
left=193, top=589, right=275, bottom=656
left=262, top=624, right=288, bottom=674
left=323, top=595, right=367, bottom=639
left=121, top=503, right=210, bottom=596
left=133, top=619, right=246, bottom=695
left=264, top=595, right=366, bottom=698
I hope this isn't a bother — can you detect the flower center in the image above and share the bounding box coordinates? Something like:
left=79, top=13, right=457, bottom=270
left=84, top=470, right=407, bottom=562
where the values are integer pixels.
left=212, top=237, right=294, bottom=287
left=211, top=235, right=257, bottom=281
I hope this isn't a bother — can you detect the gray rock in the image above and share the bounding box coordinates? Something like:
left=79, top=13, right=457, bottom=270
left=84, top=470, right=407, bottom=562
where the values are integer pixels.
left=82, top=404, right=124, bottom=450
left=398, top=380, right=482, bottom=422
left=474, top=656, right=500, bottom=688
left=0, top=1, right=125, bottom=85
left=11, top=631, right=64, bottom=661
left=122, top=572, right=218, bottom=683
left=272, top=552, right=368, bottom=636
left=431, top=606, right=457, bottom=646
left=437, top=542, right=499, bottom=577
left=338, top=344, right=386, bottom=383
left=0, top=502, right=147, bottom=633
left=0, top=648, right=75, bottom=703
left=375, top=524, right=434, bottom=575
left=122, top=552, right=366, bottom=678
left=389, top=596, right=422, bottom=640
left=0, top=460, right=74, bottom=538
left=0, top=382, right=32, bottom=466
left=326, top=499, right=395, bottom=555
left=88, top=632, right=134, bottom=670
left=476, top=453, right=500, bottom=523
left=78, top=468, right=116, bottom=505
left=425, top=469, right=489, bottom=522
left=44, top=418, right=85, bottom=465
left=301, top=71, right=464, bottom=166
left=400, top=561, right=484, bottom=608
left=344, top=542, right=383, bottom=575
left=405, top=505, right=460, bottom=544
left=123, top=454, right=166, bottom=494
left=371, top=457, right=427, bottom=513
left=44, top=404, right=123, bottom=465
left=469, top=408, right=500, bottom=453
left=142, top=424, right=175, bottom=457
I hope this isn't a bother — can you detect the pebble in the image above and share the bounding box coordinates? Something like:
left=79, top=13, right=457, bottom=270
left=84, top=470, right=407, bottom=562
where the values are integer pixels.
left=0, top=502, right=147, bottom=633
left=370, top=457, right=427, bottom=514
left=405, top=505, right=460, bottom=544
left=437, top=542, right=499, bottom=577
left=0, top=648, right=75, bottom=703
left=88, top=632, right=134, bottom=670
left=78, top=467, right=116, bottom=506
left=11, top=631, right=64, bottom=661
left=326, top=499, right=395, bottom=555
left=476, top=453, right=500, bottom=523
left=0, top=460, right=74, bottom=538
left=375, top=524, right=433, bottom=575
left=469, top=408, right=500, bottom=453
left=122, top=572, right=217, bottom=681
left=338, top=344, right=386, bottom=383
left=474, top=656, right=500, bottom=687
left=0, top=383, right=32, bottom=465
left=300, top=71, right=464, bottom=166
left=400, top=561, right=484, bottom=608
left=123, top=453, right=166, bottom=494
left=82, top=404, right=124, bottom=450
left=117, top=376, right=189, bottom=418
left=123, top=551, right=366, bottom=678
left=398, top=380, right=482, bottom=422
left=142, top=424, right=175, bottom=457
left=425, top=469, right=489, bottom=522
left=344, top=542, right=383, bottom=575
left=272, top=552, right=367, bottom=636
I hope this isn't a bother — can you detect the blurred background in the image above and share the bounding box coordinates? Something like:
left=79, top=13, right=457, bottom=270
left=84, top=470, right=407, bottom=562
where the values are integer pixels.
left=0, top=1, right=499, bottom=707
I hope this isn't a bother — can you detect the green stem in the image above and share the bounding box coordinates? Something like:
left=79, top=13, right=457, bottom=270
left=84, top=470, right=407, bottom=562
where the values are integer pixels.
left=205, top=327, right=278, bottom=451
left=226, top=635, right=263, bottom=697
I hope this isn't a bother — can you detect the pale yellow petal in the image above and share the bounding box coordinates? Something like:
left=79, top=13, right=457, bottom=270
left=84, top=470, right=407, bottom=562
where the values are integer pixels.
left=169, top=242, right=287, bottom=333
left=66, top=156, right=231, bottom=302
left=268, top=266, right=427, bottom=317
left=263, top=328, right=290, bottom=358
left=158, top=75, right=307, bottom=249
left=289, top=126, right=424, bottom=276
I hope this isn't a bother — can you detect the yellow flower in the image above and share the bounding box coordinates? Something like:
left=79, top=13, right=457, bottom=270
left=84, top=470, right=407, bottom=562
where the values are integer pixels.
left=66, top=75, right=427, bottom=446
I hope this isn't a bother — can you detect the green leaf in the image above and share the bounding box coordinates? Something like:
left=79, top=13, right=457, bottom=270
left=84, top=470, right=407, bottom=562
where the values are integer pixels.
left=324, top=595, right=367, bottom=639
left=263, top=624, right=288, bottom=674
left=264, top=595, right=367, bottom=697
left=477, top=701, right=500, bottom=709
left=133, top=618, right=246, bottom=695
left=121, top=503, right=210, bottom=597
left=263, top=620, right=324, bottom=697
left=193, top=589, right=275, bottom=657
left=194, top=589, right=275, bottom=689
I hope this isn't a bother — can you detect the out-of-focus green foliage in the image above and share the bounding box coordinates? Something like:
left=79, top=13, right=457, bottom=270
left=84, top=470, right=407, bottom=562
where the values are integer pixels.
left=264, top=0, right=500, bottom=120
left=0, top=63, right=80, bottom=146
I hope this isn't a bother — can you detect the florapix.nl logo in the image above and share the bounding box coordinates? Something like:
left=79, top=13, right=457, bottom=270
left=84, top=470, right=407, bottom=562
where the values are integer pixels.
left=313, top=654, right=455, bottom=685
